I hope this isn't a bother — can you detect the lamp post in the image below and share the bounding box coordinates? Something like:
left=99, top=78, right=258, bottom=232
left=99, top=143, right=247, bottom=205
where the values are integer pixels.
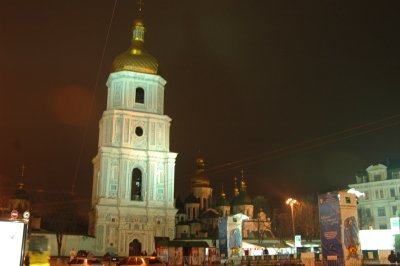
left=286, top=198, right=297, bottom=238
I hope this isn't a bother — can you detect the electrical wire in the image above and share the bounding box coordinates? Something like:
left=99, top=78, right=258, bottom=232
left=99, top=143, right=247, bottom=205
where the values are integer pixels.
left=201, top=113, right=400, bottom=176
left=70, top=0, right=119, bottom=195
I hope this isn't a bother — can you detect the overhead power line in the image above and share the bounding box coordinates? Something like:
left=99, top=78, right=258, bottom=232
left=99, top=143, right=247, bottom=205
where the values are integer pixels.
left=71, top=0, right=119, bottom=195
left=205, top=113, right=400, bottom=175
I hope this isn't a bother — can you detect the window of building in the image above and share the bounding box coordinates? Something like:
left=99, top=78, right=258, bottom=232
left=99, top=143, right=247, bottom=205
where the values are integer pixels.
left=393, top=206, right=398, bottom=216
left=135, top=126, right=143, bottom=137
left=391, top=188, right=396, bottom=197
left=135, top=87, right=144, bottom=103
left=379, top=224, right=388, bottom=229
left=365, top=208, right=371, bottom=217
left=193, top=207, right=195, bottom=219
left=393, top=171, right=400, bottom=179
left=131, top=168, right=142, bottom=201
left=380, top=189, right=384, bottom=198
left=345, top=197, right=351, bottom=204
left=110, top=184, right=117, bottom=197
left=374, top=174, right=381, bottom=181
left=203, top=198, right=207, bottom=210
left=364, top=191, right=369, bottom=200
left=378, top=207, right=386, bottom=217
left=375, top=190, right=379, bottom=199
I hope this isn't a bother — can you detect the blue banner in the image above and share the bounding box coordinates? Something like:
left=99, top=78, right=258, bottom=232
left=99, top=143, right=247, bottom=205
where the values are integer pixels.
left=218, top=217, right=228, bottom=257
left=318, top=193, right=344, bottom=263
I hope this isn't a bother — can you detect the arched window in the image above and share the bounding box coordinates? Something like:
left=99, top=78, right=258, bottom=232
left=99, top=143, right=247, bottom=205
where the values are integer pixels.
left=135, top=87, right=144, bottom=103
left=203, top=198, right=207, bottom=210
left=131, top=168, right=142, bottom=201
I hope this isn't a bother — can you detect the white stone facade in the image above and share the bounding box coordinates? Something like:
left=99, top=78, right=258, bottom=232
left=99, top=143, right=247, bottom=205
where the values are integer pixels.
left=89, top=70, right=177, bottom=256
left=192, top=186, right=213, bottom=211
left=349, top=163, right=400, bottom=230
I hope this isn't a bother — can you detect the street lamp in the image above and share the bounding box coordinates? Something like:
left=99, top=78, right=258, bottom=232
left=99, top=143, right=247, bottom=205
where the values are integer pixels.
left=286, top=198, right=297, bottom=238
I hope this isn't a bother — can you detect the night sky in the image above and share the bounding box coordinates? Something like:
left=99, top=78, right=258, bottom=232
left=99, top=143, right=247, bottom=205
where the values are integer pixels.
left=2, top=1, right=400, bottom=212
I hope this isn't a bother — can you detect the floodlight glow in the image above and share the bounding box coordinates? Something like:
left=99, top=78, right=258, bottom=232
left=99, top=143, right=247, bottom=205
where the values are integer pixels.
left=347, top=188, right=365, bottom=197
left=0, top=220, right=25, bottom=266
left=359, top=229, right=394, bottom=250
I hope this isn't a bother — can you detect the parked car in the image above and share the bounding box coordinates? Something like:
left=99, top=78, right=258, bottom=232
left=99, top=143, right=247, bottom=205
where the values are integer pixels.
left=68, top=257, right=103, bottom=266
left=146, top=256, right=165, bottom=266
left=117, top=256, right=146, bottom=266
left=103, top=252, right=119, bottom=262
left=76, top=250, right=93, bottom=258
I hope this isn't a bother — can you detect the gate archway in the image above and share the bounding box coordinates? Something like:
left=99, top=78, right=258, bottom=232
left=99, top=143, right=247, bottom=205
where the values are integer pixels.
left=129, top=239, right=142, bottom=256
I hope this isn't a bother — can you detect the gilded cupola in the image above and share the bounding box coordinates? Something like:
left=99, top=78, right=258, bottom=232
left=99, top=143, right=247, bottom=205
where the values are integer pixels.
left=240, top=169, right=247, bottom=192
left=190, top=157, right=211, bottom=188
left=216, top=184, right=230, bottom=207
left=112, top=18, right=158, bottom=74
left=231, top=170, right=252, bottom=207
left=233, top=176, right=239, bottom=197
left=8, top=166, right=31, bottom=213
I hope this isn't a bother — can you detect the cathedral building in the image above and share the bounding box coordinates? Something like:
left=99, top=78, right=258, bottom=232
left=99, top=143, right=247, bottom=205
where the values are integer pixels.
left=175, top=158, right=272, bottom=241
left=89, top=14, right=177, bottom=256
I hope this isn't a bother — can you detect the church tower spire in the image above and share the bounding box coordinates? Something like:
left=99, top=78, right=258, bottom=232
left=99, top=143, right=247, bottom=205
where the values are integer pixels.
left=240, top=169, right=247, bottom=192
left=112, top=0, right=158, bottom=75
left=216, top=183, right=230, bottom=217
left=233, top=176, right=239, bottom=197
left=9, top=165, right=31, bottom=216
left=190, top=157, right=212, bottom=211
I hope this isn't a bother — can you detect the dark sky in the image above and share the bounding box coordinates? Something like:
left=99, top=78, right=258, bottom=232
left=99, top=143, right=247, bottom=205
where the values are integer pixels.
left=2, top=1, right=400, bottom=211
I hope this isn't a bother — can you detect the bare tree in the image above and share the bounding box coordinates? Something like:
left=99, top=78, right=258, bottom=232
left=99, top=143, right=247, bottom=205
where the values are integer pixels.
left=41, top=199, right=87, bottom=256
left=294, top=195, right=319, bottom=241
left=271, top=209, right=292, bottom=241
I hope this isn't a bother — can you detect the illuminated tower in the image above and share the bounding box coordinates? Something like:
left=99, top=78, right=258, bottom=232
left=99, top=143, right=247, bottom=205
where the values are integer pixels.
left=89, top=13, right=177, bottom=256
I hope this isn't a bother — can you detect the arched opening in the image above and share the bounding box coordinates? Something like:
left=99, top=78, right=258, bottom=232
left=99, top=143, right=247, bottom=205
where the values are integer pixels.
left=131, top=168, right=142, bottom=201
left=129, top=239, right=142, bottom=256
left=135, top=87, right=144, bottom=104
left=203, top=198, right=207, bottom=210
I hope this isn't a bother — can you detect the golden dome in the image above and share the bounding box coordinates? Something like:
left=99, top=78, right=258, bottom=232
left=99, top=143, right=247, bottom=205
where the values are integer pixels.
left=112, top=19, right=158, bottom=74
left=220, top=184, right=226, bottom=198
left=196, top=158, right=205, bottom=168
left=190, top=157, right=210, bottom=187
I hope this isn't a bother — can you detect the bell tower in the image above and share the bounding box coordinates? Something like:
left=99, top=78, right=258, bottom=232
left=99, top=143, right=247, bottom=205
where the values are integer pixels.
left=89, top=11, right=177, bottom=256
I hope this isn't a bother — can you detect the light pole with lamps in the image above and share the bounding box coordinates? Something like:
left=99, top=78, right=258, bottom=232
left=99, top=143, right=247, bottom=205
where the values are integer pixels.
left=286, top=198, right=297, bottom=238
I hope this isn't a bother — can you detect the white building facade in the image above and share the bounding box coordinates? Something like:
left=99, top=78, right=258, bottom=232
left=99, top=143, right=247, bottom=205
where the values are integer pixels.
left=349, top=161, right=400, bottom=230
left=89, top=17, right=177, bottom=256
